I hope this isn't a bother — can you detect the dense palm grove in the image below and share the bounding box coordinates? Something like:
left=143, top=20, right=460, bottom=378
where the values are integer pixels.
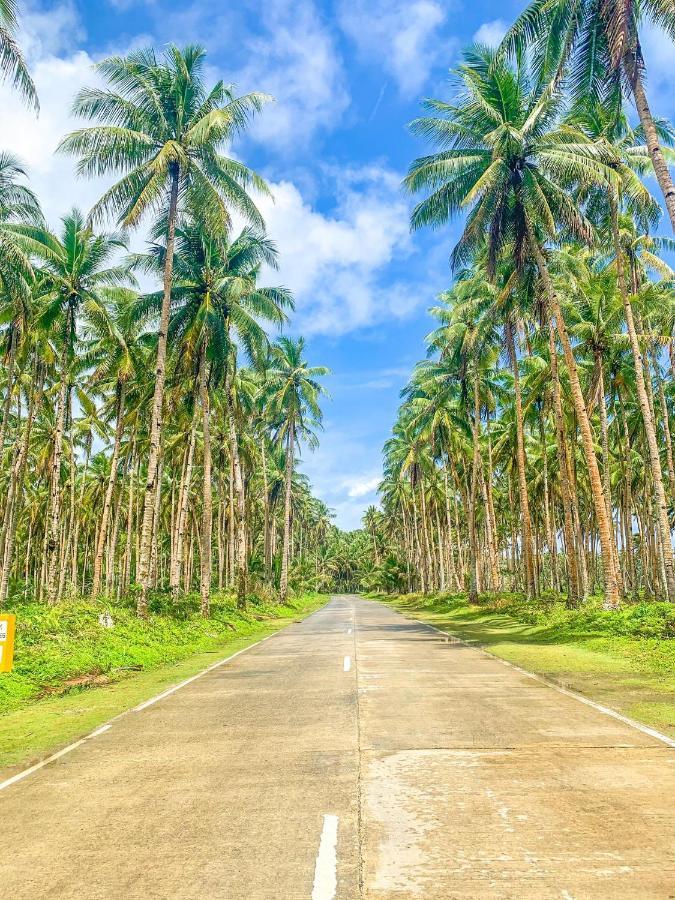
left=0, top=10, right=334, bottom=615
left=372, top=3, right=675, bottom=608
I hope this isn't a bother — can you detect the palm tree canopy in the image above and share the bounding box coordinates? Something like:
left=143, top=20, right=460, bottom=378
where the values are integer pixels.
left=0, top=0, right=38, bottom=110
left=264, top=336, right=330, bottom=450
left=58, top=44, right=271, bottom=230
left=404, top=45, right=619, bottom=276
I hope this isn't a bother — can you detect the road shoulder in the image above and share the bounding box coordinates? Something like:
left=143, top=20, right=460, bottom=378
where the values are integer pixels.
left=378, top=593, right=675, bottom=741
left=0, top=594, right=328, bottom=778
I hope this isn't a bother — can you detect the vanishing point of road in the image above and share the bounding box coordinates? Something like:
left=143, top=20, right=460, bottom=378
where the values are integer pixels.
left=1, top=596, right=674, bottom=898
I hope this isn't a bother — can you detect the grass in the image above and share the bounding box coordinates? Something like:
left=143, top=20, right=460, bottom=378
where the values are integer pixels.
left=375, top=591, right=675, bottom=739
left=0, top=591, right=327, bottom=773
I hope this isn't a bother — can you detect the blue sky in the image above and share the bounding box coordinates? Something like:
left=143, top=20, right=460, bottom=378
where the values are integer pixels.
left=3, top=0, right=674, bottom=528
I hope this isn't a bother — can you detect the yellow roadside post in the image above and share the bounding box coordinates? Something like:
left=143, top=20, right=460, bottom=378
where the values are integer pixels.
left=0, top=613, right=16, bottom=672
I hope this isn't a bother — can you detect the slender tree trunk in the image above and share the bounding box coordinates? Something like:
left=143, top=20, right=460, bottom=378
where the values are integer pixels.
left=92, top=382, right=126, bottom=597
left=654, top=355, right=675, bottom=502
left=137, top=164, right=180, bottom=616
left=530, top=231, right=619, bottom=607
left=122, top=451, right=136, bottom=594
left=625, top=50, right=675, bottom=231
left=550, top=325, right=580, bottom=606
left=0, top=327, right=17, bottom=466
left=468, top=376, right=481, bottom=603
left=47, top=306, right=73, bottom=605
left=279, top=423, right=295, bottom=603
left=170, top=408, right=197, bottom=594
left=506, top=319, right=536, bottom=598
left=443, top=463, right=461, bottom=591
left=226, top=378, right=248, bottom=608
left=149, top=456, right=163, bottom=590
left=611, top=202, right=675, bottom=601
left=0, top=364, right=42, bottom=603
left=261, top=438, right=271, bottom=579
left=199, top=352, right=212, bottom=617
left=596, top=358, right=623, bottom=596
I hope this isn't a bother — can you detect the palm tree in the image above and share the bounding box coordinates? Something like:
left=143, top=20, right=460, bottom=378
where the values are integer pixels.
left=58, top=44, right=271, bottom=615
left=264, top=337, right=329, bottom=603
left=16, top=209, right=130, bottom=604
left=136, top=222, right=292, bottom=611
left=497, top=0, right=675, bottom=230
left=0, top=152, right=42, bottom=457
left=0, top=0, right=38, bottom=110
left=84, top=289, right=142, bottom=598
left=404, top=45, right=622, bottom=606
left=573, top=101, right=675, bottom=600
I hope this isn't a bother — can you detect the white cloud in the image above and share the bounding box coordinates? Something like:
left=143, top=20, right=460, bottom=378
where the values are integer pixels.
left=255, top=166, right=419, bottom=335
left=234, top=0, right=349, bottom=149
left=473, top=19, right=507, bottom=47
left=345, top=474, right=381, bottom=498
left=1, top=3, right=425, bottom=337
left=299, top=431, right=382, bottom=529
left=337, top=0, right=448, bottom=96
left=0, top=12, right=106, bottom=228
left=142, top=0, right=349, bottom=150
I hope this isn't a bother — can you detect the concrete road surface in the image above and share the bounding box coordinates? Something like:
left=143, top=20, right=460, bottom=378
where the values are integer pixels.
left=1, top=596, right=674, bottom=899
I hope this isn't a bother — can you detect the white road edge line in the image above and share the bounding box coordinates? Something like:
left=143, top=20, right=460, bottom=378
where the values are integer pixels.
left=311, top=814, right=338, bottom=900
left=0, top=739, right=87, bottom=792
left=343, top=655, right=351, bottom=672
left=419, top=619, right=675, bottom=749
left=89, top=724, right=112, bottom=738
left=0, top=629, right=281, bottom=793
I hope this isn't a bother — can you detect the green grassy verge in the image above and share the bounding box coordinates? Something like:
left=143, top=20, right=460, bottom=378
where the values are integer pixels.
left=375, top=592, right=675, bottom=739
left=0, top=592, right=327, bottom=773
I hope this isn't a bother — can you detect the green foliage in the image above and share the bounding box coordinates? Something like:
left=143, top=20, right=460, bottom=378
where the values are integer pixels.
left=389, top=591, right=675, bottom=640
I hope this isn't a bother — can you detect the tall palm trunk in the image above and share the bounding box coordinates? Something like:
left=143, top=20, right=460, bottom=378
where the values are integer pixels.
left=92, top=381, right=126, bottom=597
left=506, top=319, right=536, bottom=598
left=654, top=357, right=675, bottom=501
left=226, top=379, right=247, bottom=608
left=47, top=304, right=73, bottom=605
left=261, top=437, right=271, bottom=579
left=0, top=326, right=17, bottom=465
left=529, top=231, right=620, bottom=607
left=199, top=352, right=212, bottom=617
left=0, top=363, right=43, bottom=603
left=468, top=376, right=481, bottom=603
left=611, top=202, right=675, bottom=601
left=137, top=163, right=180, bottom=616
left=624, top=49, right=675, bottom=232
left=170, top=409, right=197, bottom=594
left=443, top=463, right=461, bottom=591
left=279, top=423, right=295, bottom=603
left=596, top=358, right=623, bottom=596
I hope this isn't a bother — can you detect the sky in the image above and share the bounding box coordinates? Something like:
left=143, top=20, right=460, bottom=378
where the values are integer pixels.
left=2, top=0, right=674, bottom=529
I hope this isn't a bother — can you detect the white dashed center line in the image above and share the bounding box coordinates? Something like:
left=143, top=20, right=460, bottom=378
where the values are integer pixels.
left=311, top=814, right=338, bottom=900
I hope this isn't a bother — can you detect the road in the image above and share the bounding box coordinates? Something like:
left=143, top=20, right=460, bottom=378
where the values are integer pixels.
left=1, top=596, right=674, bottom=899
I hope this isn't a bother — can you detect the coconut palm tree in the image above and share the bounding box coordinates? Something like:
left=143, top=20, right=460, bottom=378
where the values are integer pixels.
left=404, top=45, right=623, bottom=606
left=497, top=0, right=675, bottom=230
left=135, top=221, right=293, bottom=611
left=264, top=337, right=329, bottom=603
left=83, top=288, right=143, bottom=598
left=15, top=209, right=131, bottom=603
left=0, top=152, right=43, bottom=457
left=58, top=44, right=271, bottom=615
